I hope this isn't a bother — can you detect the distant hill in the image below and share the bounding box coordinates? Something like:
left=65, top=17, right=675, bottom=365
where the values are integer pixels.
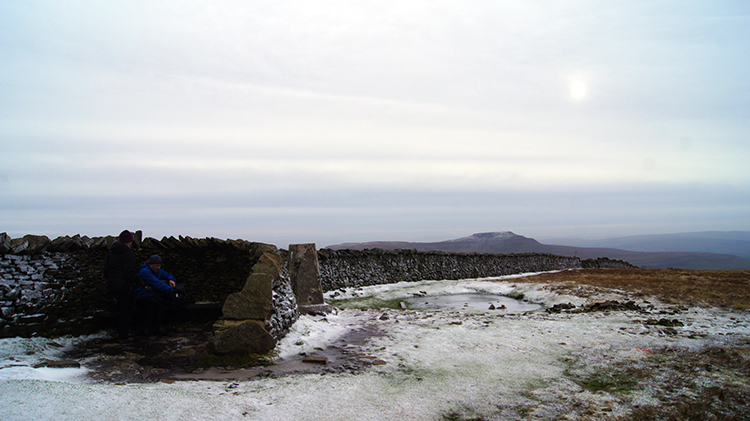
left=540, top=231, right=750, bottom=259
left=328, top=232, right=547, bottom=254
left=325, top=231, right=750, bottom=270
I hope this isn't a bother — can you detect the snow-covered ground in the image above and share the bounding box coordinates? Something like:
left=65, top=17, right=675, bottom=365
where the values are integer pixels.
left=1, top=274, right=749, bottom=420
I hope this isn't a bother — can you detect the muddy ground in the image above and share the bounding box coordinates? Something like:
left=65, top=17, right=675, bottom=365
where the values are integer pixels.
left=62, top=307, right=387, bottom=384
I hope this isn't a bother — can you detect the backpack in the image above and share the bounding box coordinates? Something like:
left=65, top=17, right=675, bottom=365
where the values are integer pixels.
left=169, top=283, right=193, bottom=310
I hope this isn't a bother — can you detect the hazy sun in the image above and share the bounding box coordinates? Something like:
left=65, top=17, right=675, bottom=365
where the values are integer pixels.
left=570, top=80, right=587, bottom=101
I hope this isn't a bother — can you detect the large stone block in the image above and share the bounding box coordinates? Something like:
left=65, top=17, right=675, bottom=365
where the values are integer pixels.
left=208, top=320, right=276, bottom=355
left=221, top=261, right=276, bottom=320
left=288, top=243, right=324, bottom=306
left=11, top=235, right=51, bottom=255
left=212, top=318, right=268, bottom=334
left=0, top=233, right=10, bottom=254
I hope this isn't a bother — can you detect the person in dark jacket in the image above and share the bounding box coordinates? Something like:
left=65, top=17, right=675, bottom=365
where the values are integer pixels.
left=135, top=254, right=176, bottom=335
left=104, top=230, right=145, bottom=341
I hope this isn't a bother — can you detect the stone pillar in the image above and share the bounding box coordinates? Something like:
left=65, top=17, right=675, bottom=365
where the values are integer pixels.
left=289, top=243, right=331, bottom=315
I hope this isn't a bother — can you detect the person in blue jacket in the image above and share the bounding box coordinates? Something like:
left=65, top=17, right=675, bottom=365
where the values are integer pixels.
left=136, top=254, right=177, bottom=335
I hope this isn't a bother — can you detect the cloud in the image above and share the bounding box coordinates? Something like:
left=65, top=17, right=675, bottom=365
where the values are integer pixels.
left=1, top=1, right=749, bottom=245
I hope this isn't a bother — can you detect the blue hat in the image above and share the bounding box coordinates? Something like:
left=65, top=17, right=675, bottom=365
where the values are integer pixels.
left=148, top=255, right=162, bottom=265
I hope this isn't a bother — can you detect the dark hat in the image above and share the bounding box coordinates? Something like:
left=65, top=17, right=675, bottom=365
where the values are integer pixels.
left=118, top=230, right=134, bottom=244
left=148, top=255, right=162, bottom=265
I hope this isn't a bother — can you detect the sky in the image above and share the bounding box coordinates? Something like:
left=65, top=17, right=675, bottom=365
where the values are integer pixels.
left=1, top=1, right=749, bottom=248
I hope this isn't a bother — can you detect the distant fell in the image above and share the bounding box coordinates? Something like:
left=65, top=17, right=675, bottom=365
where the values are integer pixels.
left=540, top=231, right=750, bottom=259
left=325, top=231, right=750, bottom=270
left=328, top=232, right=547, bottom=254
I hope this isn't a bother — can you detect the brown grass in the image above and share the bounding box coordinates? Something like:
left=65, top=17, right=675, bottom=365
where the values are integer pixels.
left=521, top=268, right=750, bottom=311
left=587, top=346, right=750, bottom=421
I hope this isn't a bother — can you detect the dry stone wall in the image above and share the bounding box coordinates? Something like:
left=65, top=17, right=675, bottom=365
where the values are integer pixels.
left=0, top=231, right=632, bottom=339
left=317, top=248, right=633, bottom=291
left=0, top=233, right=295, bottom=339
left=0, top=251, right=107, bottom=338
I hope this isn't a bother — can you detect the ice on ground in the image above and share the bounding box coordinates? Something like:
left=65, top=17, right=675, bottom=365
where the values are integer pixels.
left=0, top=335, right=98, bottom=382
left=276, top=314, right=350, bottom=360
left=324, top=272, right=553, bottom=302
left=402, top=293, right=542, bottom=311
left=1, top=275, right=749, bottom=420
left=325, top=272, right=592, bottom=311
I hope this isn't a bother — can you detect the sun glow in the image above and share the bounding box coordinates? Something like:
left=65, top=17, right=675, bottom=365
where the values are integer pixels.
left=570, top=80, right=587, bottom=101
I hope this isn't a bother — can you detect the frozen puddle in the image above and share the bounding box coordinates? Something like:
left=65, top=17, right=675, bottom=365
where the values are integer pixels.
left=404, top=293, right=541, bottom=311
left=326, top=274, right=551, bottom=312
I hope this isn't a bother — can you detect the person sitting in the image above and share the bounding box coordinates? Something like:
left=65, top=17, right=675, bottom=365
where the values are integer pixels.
left=135, top=255, right=176, bottom=335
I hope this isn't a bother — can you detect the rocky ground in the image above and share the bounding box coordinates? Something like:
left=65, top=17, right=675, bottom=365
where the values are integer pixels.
left=61, top=307, right=387, bottom=384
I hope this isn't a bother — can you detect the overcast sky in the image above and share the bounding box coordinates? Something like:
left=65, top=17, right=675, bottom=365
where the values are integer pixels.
left=1, top=1, right=749, bottom=248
